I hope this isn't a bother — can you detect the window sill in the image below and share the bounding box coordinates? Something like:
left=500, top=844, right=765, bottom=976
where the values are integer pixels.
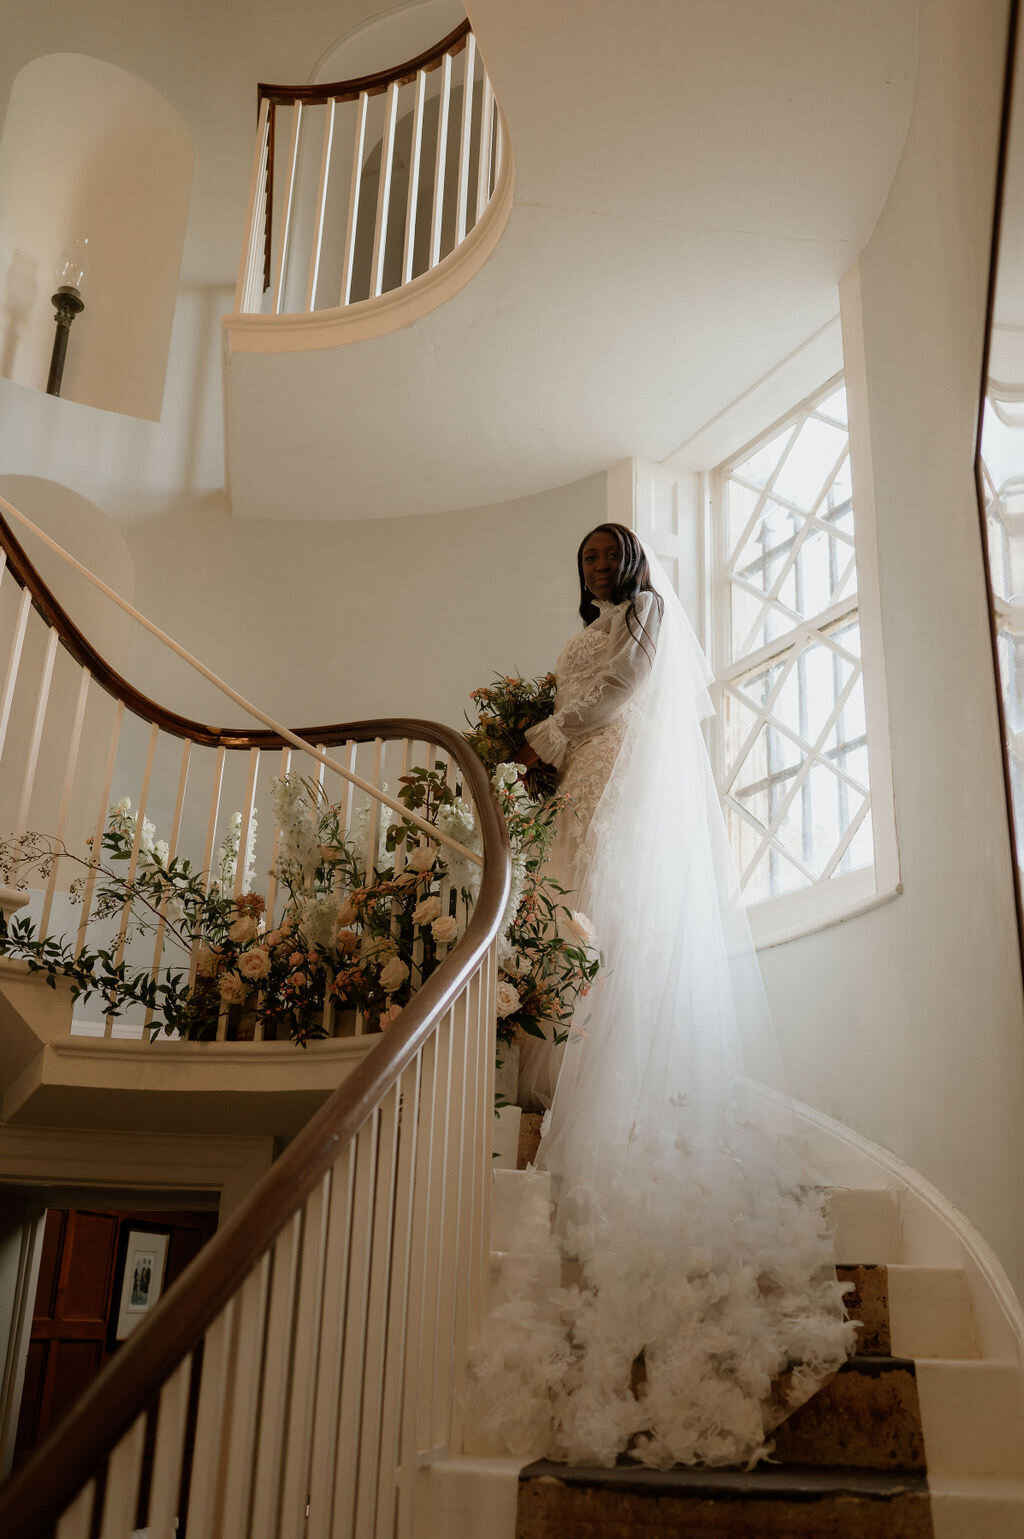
left=747, top=868, right=902, bottom=950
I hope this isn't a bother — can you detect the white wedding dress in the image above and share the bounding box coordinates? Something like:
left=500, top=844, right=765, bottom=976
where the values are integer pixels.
left=471, top=559, right=855, bottom=1469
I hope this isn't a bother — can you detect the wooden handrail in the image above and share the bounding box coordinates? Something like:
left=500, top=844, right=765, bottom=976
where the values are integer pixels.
left=0, top=725, right=509, bottom=1539
left=258, top=19, right=471, bottom=108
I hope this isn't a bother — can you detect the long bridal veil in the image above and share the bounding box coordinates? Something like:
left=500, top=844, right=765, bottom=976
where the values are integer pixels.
left=473, top=549, right=854, bottom=1469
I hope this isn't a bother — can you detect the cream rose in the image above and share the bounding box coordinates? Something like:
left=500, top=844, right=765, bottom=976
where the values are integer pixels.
left=336, top=895, right=359, bottom=926
left=379, top=956, right=410, bottom=993
left=412, top=895, right=442, bottom=926
left=237, top=947, right=271, bottom=981
left=228, top=915, right=258, bottom=945
left=406, top=844, right=436, bottom=873
left=218, top=972, right=247, bottom=1005
left=496, top=980, right=521, bottom=1019
left=563, top=910, right=597, bottom=950
left=431, top=914, right=459, bottom=946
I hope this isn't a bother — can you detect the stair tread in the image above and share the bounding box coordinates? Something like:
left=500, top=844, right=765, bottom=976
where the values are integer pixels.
left=519, top=1458, right=929, bottom=1499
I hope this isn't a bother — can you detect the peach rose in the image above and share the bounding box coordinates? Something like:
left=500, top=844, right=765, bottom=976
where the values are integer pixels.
left=379, top=956, right=410, bottom=993
left=379, top=1003, right=403, bottom=1031
left=228, top=915, right=258, bottom=945
left=218, top=972, right=247, bottom=1005
left=412, top=895, right=442, bottom=926
left=336, top=895, right=359, bottom=926
left=237, top=947, right=271, bottom=981
left=431, top=914, right=459, bottom=946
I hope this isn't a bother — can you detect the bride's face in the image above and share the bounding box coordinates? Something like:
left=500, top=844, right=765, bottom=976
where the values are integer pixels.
left=581, top=532, right=621, bottom=599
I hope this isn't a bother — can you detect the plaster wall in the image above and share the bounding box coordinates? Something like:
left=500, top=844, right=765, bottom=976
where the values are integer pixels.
left=758, top=0, right=1024, bottom=1291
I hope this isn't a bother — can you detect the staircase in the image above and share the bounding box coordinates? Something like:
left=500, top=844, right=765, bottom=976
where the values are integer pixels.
left=415, top=1120, right=1024, bottom=1539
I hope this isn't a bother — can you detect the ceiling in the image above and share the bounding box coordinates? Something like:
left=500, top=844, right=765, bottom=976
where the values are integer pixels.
left=224, top=0, right=919, bottom=521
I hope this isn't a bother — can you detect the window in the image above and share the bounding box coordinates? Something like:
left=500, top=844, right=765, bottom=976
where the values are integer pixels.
left=979, top=387, right=1024, bottom=870
left=710, top=375, right=886, bottom=927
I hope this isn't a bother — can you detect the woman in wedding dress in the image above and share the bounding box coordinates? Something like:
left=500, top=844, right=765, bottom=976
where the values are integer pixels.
left=473, top=523, right=854, bottom=1469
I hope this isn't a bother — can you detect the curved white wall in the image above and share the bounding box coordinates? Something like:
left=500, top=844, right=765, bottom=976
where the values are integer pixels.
left=760, top=0, right=1024, bottom=1295
left=0, top=53, right=192, bottom=420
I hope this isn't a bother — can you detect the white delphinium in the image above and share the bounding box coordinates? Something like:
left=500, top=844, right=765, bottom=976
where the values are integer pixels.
left=496, top=853, right=527, bottom=965
left=349, top=791, right=394, bottom=881
left=297, top=891, right=341, bottom=954
left=436, top=797, right=481, bottom=901
left=215, top=808, right=259, bottom=894
left=270, top=776, right=320, bottom=891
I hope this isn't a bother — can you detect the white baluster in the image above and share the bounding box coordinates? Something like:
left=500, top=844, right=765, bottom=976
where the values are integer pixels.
left=106, top=721, right=159, bottom=1037
left=354, top=1084, right=400, bottom=1539
left=218, top=1253, right=271, bottom=1539
left=454, top=33, right=476, bottom=246
left=475, top=70, right=494, bottom=222
left=13, top=623, right=58, bottom=837
left=370, top=80, right=400, bottom=298
left=434, top=988, right=469, bottom=1448
left=273, top=102, right=304, bottom=314
left=418, top=1009, right=453, bottom=1453
left=55, top=1481, right=94, bottom=1539
left=235, top=97, right=271, bottom=313
left=186, top=1304, right=237, bottom=1539
left=75, top=699, right=124, bottom=957
left=340, top=92, right=369, bottom=306
left=374, top=1057, right=421, bottom=1534
left=146, top=1355, right=193, bottom=1539
left=40, top=666, right=90, bottom=935
left=249, top=1211, right=303, bottom=1539
left=0, top=585, right=31, bottom=765
left=429, top=53, right=453, bottom=268
left=397, top=1032, right=437, bottom=1536
left=264, top=745, right=292, bottom=931
left=304, top=1150, right=357, bottom=1538
left=233, top=745, right=260, bottom=899
left=403, top=70, right=428, bottom=284
left=278, top=1175, right=333, bottom=1539
left=329, top=1111, right=379, bottom=1537
left=98, top=1412, right=147, bottom=1537
left=306, top=99, right=336, bottom=310
left=145, top=736, right=191, bottom=1034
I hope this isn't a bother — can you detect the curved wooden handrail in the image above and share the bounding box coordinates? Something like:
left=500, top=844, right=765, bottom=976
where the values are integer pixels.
left=258, top=19, right=471, bottom=108
left=0, top=721, right=509, bottom=1539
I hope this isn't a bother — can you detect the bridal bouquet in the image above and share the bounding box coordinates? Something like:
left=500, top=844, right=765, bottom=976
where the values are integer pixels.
left=464, top=672, right=558, bottom=801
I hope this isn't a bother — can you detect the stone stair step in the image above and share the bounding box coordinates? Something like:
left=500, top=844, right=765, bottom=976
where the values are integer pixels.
left=928, top=1475, right=1024, bottom=1539
left=772, top=1356, right=925, bottom=1472
left=516, top=1460, right=933, bottom=1538
left=888, top=1266, right=981, bottom=1360
left=828, top=1188, right=902, bottom=1264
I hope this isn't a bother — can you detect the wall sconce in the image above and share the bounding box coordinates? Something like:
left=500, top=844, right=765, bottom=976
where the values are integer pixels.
left=46, top=237, right=89, bottom=397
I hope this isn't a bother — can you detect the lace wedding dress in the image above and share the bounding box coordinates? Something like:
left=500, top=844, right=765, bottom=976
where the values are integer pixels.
left=471, top=559, right=855, bottom=1469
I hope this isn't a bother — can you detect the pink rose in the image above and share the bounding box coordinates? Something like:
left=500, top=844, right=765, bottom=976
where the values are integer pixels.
left=289, top=951, right=305, bottom=968
left=379, top=1003, right=403, bottom=1031
left=336, top=928, right=360, bottom=957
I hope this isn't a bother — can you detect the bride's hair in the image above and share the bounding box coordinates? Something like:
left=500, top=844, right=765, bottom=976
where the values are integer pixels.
left=577, top=522, right=663, bottom=660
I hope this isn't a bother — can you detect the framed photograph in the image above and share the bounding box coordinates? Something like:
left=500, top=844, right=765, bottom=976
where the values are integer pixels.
left=113, top=1226, right=169, bottom=1341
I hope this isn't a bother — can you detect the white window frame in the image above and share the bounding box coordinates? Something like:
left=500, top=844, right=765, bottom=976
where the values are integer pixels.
left=706, top=367, right=900, bottom=949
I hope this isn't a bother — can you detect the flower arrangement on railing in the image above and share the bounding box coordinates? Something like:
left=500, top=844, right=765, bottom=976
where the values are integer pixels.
left=0, top=710, right=599, bottom=1061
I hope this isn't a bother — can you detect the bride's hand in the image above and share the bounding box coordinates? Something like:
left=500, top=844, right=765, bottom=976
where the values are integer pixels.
left=517, top=744, right=542, bottom=771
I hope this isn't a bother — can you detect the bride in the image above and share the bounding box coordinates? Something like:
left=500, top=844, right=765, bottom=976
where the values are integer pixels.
left=473, top=523, right=855, bottom=1469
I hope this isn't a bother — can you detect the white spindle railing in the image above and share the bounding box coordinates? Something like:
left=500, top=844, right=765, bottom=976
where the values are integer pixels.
left=0, top=497, right=509, bottom=1539
left=234, top=22, right=506, bottom=318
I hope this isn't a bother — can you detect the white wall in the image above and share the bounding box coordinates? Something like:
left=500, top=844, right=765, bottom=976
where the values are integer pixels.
left=758, top=0, right=1024, bottom=1292
left=120, top=475, right=605, bottom=732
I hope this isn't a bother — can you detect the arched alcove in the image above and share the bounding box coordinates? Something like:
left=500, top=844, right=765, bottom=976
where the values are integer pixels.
left=0, top=54, right=193, bottom=421
left=312, top=0, right=466, bottom=83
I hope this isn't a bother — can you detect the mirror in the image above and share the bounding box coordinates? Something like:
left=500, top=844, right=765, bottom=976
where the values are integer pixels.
left=977, top=0, right=1024, bottom=936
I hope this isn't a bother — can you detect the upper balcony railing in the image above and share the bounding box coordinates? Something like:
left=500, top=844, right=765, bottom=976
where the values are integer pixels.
left=234, top=20, right=508, bottom=319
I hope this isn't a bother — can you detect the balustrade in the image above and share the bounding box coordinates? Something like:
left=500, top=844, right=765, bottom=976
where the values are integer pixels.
left=235, top=21, right=507, bottom=318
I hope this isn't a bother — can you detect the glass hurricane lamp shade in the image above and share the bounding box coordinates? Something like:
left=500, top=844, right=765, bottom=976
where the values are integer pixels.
left=46, top=239, right=89, bottom=397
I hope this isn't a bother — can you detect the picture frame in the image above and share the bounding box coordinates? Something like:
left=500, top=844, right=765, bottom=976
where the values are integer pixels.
left=112, top=1226, right=169, bottom=1342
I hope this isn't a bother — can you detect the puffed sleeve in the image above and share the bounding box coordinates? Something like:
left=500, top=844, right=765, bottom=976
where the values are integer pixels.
left=525, top=593, right=661, bottom=770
